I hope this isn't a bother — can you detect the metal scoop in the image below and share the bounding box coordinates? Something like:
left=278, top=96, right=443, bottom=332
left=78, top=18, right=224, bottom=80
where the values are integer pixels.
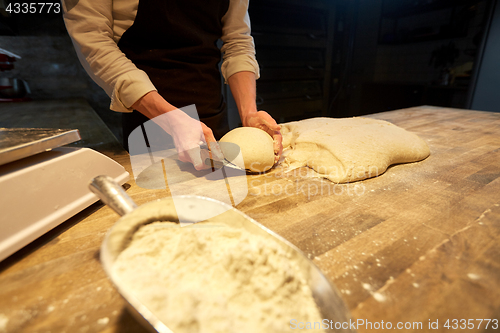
left=89, top=175, right=355, bottom=333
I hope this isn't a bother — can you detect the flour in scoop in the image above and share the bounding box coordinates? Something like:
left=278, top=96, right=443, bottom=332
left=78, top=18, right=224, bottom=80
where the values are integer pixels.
left=112, top=222, right=324, bottom=333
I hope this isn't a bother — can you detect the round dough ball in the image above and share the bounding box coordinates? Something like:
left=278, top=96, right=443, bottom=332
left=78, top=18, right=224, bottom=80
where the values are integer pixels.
left=220, top=127, right=275, bottom=172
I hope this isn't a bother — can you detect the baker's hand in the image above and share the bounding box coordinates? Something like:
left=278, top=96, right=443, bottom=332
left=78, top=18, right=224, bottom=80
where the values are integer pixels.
left=155, top=109, right=224, bottom=170
left=242, top=110, right=283, bottom=162
left=132, top=92, right=223, bottom=170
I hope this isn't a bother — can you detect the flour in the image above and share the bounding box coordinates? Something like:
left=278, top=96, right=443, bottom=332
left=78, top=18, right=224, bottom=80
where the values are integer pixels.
left=112, top=222, right=324, bottom=333
left=0, top=313, right=8, bottom=333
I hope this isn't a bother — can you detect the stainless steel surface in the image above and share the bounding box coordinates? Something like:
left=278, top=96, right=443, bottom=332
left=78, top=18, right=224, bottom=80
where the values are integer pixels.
left=89, top=175, right=138, bottom=216
left=0, top=47, right=21, bottom=59
left=0, top=128, right=81, bottom=166
left=0, top=149, right=129, bottom=262
left=93, top=176, right=355, bottom=333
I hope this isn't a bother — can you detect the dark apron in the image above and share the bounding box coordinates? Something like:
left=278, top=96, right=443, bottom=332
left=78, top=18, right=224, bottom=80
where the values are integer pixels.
left=118, top=0, right=230, bottom=149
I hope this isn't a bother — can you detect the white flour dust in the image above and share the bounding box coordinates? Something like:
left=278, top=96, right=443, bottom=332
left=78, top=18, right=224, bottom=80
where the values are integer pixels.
left=0, top=314, right=8, bottom=333
left=112, top=222, right=323, bottom=333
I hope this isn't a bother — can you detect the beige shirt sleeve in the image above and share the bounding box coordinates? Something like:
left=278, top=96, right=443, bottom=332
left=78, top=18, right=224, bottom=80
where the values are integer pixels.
left=63, top=0, right=259, bottom=113
left=221, top=0, right=260, bottom=82
left=62, top=0, right=156, bottom=113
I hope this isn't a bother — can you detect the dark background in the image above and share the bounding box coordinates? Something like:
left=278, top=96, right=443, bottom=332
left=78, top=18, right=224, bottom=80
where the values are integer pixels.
left=0, top=0, right=497, bottom=144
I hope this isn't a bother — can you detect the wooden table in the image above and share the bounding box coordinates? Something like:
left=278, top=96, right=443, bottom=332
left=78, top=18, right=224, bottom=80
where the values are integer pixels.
left=0, top=103, right=499, bottom=332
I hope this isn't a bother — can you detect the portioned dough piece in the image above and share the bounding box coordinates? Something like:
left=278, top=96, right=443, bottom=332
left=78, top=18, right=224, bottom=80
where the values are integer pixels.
left=220, top=127, right=275, bottom=172
left=281, top=117, right=430, bottom=183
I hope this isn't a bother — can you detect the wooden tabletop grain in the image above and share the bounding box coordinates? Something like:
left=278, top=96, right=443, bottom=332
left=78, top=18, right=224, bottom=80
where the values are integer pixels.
left=0, top=101, right=499, bottom=333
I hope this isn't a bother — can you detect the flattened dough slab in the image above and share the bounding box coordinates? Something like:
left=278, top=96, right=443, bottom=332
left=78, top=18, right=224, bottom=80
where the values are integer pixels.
left=281, top=117, right=430, bottom=183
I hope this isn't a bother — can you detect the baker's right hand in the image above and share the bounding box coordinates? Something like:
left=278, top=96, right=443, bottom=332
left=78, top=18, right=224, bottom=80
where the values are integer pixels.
left=132, top=91, right=223, bottom=170
left=156, top=109, right=224, bottom=170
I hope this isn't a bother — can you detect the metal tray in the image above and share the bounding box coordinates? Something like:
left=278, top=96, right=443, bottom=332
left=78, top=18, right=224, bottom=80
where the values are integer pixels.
left=0, top=128, right=81, bottom=166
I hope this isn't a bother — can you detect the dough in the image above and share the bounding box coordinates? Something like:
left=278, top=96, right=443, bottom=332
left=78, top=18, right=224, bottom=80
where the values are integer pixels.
left=220, top=127, right=275, bottom=172
left=281, top=117, right=430, bottom=183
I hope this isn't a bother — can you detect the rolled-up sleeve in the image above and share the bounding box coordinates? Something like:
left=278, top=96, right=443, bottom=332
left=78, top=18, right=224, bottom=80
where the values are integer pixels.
left=62, top=0, right=156, bottom=112
left=220, top=0, right=260, bottom=83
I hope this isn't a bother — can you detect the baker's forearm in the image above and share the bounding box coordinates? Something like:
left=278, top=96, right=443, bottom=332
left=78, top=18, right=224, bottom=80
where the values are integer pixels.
left=131, top=91, right=220, bottom=170
left=132, top=91, right=186, bottom=135
left=132, top=91, right=177, bottom=119
left=227, top=71, right=282, bottom=160
left=227, top=71, right=258, bottom=126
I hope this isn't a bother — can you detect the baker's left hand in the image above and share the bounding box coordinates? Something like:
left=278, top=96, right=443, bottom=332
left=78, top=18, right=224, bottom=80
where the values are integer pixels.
left=242, top=110, right=283, bottom=162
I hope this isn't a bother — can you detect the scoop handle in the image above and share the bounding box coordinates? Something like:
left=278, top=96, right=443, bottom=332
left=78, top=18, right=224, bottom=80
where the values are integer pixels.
left=89, top=175, right=138, bottom=216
